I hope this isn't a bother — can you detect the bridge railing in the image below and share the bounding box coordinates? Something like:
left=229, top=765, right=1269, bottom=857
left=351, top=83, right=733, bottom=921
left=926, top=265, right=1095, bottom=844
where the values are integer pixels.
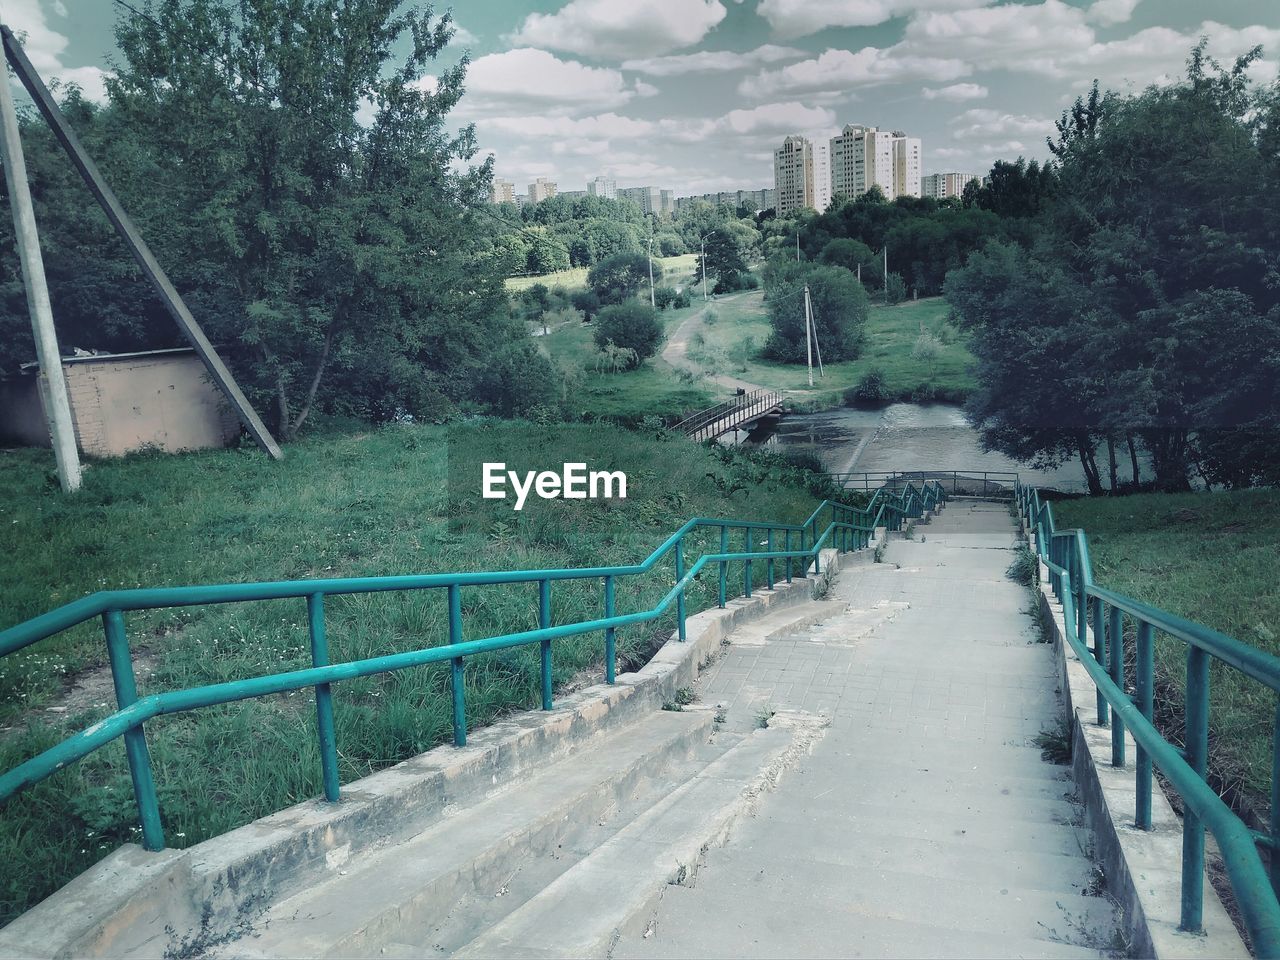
left=0, top=481, right=947, bottom=859
left=1016, top=482, right=1280, bottom=955
left=674, top=389, right=783, bottom=441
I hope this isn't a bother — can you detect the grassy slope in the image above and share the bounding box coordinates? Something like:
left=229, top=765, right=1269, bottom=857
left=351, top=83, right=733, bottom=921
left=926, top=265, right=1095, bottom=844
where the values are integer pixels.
left=693, top=293, right=975, bottom=406
left=1054, top=490, right=1280, bottom=802
left=0, top=425, right=826, bottom=925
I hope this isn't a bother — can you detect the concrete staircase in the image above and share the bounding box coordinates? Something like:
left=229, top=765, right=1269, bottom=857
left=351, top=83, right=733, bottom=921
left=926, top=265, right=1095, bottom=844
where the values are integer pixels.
left=613, top=500, right=1125, bottom=959
left=210, top=501, right=1124, bottom=959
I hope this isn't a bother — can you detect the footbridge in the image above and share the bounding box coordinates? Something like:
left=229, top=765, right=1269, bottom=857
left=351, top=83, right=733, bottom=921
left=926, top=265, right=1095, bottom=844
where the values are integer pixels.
left=674, top=388, right=784, bottom=442
left=1, top=478, right=1277, bottom=958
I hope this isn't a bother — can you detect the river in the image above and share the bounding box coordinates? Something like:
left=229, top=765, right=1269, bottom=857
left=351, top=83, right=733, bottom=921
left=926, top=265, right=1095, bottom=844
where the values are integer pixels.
left=749, top=402, right=1092, bottom=492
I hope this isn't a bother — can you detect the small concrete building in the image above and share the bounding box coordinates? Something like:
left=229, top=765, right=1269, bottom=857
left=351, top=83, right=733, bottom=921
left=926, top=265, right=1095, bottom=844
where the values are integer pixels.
left=0, top=347, right=240, bottom=457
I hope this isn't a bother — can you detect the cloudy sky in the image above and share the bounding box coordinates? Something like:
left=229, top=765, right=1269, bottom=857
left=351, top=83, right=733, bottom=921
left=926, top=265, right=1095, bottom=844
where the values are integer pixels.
left=10, top=0, right=1280, bottom=197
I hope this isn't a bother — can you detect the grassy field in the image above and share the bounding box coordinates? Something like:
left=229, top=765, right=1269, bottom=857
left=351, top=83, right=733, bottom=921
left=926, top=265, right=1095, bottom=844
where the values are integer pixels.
left=506, top=253, right=701, bottom=294
left=0, top=425, right=833, bottom=925
left=537, top=298, right=714, bottom=420
left=1054, top=490, right=1280, bottom=805
left=689, top=293, right=975, bottom=406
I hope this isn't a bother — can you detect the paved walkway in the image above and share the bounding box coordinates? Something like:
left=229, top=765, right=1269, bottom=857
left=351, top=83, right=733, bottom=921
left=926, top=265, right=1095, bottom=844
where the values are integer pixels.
left=616, top=501, right=1123, bottom=959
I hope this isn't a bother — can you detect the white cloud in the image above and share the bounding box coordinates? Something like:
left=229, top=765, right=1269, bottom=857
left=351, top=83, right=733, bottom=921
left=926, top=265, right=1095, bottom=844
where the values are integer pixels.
left=922, top=82, right=988, bottom=101
left=949, top=108, right=1053, bottom=140
left=461, top=49, right=650, bottom=115
left=739, top=46, right=969, bottom=98
left=2, top=0, right=110, bottom=102
left=756, top=0, right=991, bottom=39
left=1086, top=0, right=1140, bottom=27
left=622, top=44, right=805, bottom=76
left=480, top=113, right=657, bottom=140
left=901, top=1, right=1095, bottom=68
left=511, top=0, right=727, bottom=59
left=447, top=23, right=478, bottom=47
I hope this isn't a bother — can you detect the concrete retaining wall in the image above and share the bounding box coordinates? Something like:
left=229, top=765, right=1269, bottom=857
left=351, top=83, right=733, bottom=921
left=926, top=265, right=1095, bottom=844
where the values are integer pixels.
left=0, top=548, right=845, bottom=960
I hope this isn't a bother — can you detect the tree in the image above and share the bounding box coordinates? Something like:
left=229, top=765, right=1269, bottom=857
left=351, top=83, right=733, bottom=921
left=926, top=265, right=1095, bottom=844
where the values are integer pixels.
left=587, top=252, right=659, bottom=305
left=762, top=265, right=867, bottom=364
left=696, top=229, right=751, bottom=293
left=592, top=303, right=664, bottom=367
left=101, top=0, right=507, bottom=439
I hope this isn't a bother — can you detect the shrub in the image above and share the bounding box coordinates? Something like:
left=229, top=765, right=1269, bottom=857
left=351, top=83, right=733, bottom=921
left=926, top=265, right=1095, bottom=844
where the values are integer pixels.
left=592, top=302, right=664, bottom=367
left=588, top=252, right=661, bottom=305
left=762, top=264, right=867, bottom=364
left=884, top=272, right=908, bottom=304
left=845, top=368, right=889, bottom=405
left=653, top=286, right=678, bottom=310
left=473, top=342, right=561, bottom=417
left=672, top=289, right=692, bottom=309
left=570, top=288, right=601, bottom=321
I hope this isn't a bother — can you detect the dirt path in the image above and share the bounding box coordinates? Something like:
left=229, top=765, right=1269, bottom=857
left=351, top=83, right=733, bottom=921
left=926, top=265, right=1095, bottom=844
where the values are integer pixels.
left=661, top=291, right=769, bottom=396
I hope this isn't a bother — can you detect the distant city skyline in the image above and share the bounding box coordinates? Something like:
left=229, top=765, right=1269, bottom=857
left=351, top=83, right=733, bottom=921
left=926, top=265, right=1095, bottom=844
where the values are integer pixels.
left=15, top=1, right=1280, bottom=193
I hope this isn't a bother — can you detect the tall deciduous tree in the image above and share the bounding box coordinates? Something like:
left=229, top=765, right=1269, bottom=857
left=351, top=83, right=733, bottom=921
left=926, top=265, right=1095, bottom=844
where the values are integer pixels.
left=106, top=0, right=509, bottom=437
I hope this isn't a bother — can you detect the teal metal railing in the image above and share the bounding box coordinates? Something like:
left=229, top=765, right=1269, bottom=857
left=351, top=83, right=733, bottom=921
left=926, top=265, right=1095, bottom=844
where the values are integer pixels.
left=0, top=482, right=947, bottom=859
left=1016, top=482, right=1280, bottom=955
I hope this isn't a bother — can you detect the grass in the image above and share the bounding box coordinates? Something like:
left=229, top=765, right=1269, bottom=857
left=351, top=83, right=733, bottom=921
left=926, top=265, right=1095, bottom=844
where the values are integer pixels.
left=683, top=292, right=975, bottom=406
left=0, top=423, right=829, bottom=926
left=505, top=254, right=700, bottom=294
left=538, top=297, right=713, bottom=420
left=1054, top=489, right=1280, bottom=805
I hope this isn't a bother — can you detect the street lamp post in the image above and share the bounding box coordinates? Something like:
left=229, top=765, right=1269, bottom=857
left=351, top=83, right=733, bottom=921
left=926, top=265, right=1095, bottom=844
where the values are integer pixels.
left=647, top=234, right=655, bottom=308
left=699, top=232, right=711, bottom=301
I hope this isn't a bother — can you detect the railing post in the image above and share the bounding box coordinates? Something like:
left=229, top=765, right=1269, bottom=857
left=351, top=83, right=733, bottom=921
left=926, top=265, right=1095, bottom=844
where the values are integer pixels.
left=448, top=584, right=466, bottom=747
left=539, top=579, right=552, bottom=710
left=1271, top=700, right=1280, bottom=898
left=604, top=574, right=617, bottom=679
left=103, top=609, right=165, bottom=851
left=1109, top=605, right=1125, bottom=766
left=1092, top=597, right=1110, bottom=728
left=765, top=529, right=774, bottom=590
left=1136, top=621, right=1154, bottom=830
left=306, top=593, right=341, bottom=802
left=784, top=528, right=793, bottom=583
left=743, top=528, right=753, bottom=598
left=674, top=541, right=687, bottom=640
left=1181, top=645, right=1210, bottom=933
left=719, top=524, right=728, bottom=606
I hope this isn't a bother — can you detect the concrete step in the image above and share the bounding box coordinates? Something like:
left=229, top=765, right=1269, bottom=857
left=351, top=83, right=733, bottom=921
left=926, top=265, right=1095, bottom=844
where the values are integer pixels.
left=616, top=854, right=1121, bottom=957
left=620, top=884, right=1119, bottom=959
left=450, top=714, right=829, bottom=959
left=213, top=710, right=715, bottom=959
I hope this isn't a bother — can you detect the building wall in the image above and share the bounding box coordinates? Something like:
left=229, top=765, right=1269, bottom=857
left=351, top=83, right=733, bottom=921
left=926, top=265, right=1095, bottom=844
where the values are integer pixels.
left=490, top=179, right=515, bottom=204
left=812, top=142, right=832, bottom=213
left=0, top=353, right=240, bottom=457
left=528, top=178, right=557, bottom=203
left=773, top=136, right=813, bottom=217
left=587, top=176, right=616, bottom=199
left=892, top=136, right=923, bottom=199
left=921, top=172, right=979, bottom=199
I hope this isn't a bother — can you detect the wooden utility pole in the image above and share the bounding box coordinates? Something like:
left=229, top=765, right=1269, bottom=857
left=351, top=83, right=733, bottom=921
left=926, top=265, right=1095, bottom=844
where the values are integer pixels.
left=0, top=29, right=82, bottom=491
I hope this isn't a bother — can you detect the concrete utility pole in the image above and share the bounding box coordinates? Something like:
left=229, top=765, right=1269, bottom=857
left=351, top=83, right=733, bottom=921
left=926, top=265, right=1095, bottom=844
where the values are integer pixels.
left=803, top=284, right=814, bottom=388
left=0, top=37, right=82, bottom=491
left=884, top=245, right=889, bottom=306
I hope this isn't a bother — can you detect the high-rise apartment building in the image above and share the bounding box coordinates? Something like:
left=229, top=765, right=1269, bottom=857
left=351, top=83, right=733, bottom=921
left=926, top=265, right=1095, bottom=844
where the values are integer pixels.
left=490, top=179, right=515, bottom=204
left=830, top=124, right=894, bottom=201
left=674, top=188, right=776, bottom=212
left=921, top=172, right=980, bottom=200
left=618, top=186, right=666, bottom=216
left=659, top=189, right=676, bottom=218
left=773, top=136, right=814, bottom=217
left=812, top=142, right=832, bottom=213
left=528, top=178, right=557, bottom=203
left=587, top=176, right=616, bottom=199
left=891, top=133, right=922, bottom=200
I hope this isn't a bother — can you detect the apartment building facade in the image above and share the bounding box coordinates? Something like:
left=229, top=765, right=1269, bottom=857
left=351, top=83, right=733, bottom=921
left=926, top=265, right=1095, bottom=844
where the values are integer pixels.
left=527, top=178, right=557, bottom=203
left=921, top=172, right=980, bottom=200
left=830, top=124, right=894, bottom=201
left=891, top=133, right=922, bottom=200
left=490, top=179, right=515, bottom=204
left=587, top=176, right=616, bottom=199
left=773, top=135, right=814, bottom=217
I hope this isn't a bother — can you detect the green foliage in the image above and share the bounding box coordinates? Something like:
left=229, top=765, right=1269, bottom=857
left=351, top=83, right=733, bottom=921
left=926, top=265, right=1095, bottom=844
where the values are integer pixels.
left=472, top=342, right=561, bottom=418
left=570, top=289, right=601, bottom=320
left=587, top=252, right=659, bottom=306
left=653, top=286, right=678, bottom=310
left=948, top=48, right=1280, bottom=491
left=884, top=272, right=908, bottom=304
left=845, top=368, right=889, bottom=405
left=762, top=265, right=867, bottom=364
left=672, top=289, right=692, bottom=309
left=592, top=303, right=665, bottom=367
